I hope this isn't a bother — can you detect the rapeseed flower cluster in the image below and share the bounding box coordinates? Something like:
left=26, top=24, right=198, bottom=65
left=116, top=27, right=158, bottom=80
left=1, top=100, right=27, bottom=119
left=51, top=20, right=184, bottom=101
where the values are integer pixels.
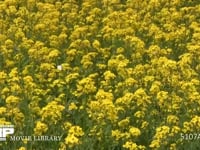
left=0, top=0, right=199, bottom=149
left=64, top=125, right=84, bottom=148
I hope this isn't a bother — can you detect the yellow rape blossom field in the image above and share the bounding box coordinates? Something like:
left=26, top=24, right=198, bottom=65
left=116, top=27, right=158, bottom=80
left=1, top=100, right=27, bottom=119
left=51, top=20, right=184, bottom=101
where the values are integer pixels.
left=0, top=0, right=200, bottom=149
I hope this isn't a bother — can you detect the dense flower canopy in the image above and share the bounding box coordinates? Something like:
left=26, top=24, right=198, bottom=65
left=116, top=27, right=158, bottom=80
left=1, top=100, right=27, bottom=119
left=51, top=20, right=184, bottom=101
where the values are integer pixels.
left=0, top=0, right=200, bottom=149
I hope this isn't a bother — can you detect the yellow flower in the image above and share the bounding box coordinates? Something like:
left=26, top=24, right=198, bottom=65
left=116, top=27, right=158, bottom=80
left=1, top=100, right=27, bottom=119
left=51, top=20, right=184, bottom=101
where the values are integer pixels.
left=48, top=49, right=60, bottom=60
left=103, top=70, right=116, bottom=81
left=75, top=77, right=97, bottom=96
left=41, top=101, right=65, bottom=124
left=123, top=141, right=137, bottom=150
left=182, top=122, right=191, bottom=133
left=63, top=122, right=72, bottom=130
left=65, top=126, right=84, bottom=148
left=170, top=126, right=180, bottom=137
left=125, top=78, right=137, bottom=87
left=13, top=110, right=25, bottom=126
left=0, top=107, right=6, bottom=115
left=129, top=127, right=141, bottom=137
left=149, top=81, right=161, bottom=94
left=34, top=23, right=46, bottom=31
left=112, top=129, right=124, bottom=141
left=141, top=121, right=149, bottom=129
left=65, top=73, right=79, bottom=84
left=49, top=35, right=59, bottom=47
left=116, top=92, right=134, bottom=107
left=0, top=118, right=12, bottom=125
left=155, top=126, right=170, bottom=138
left=134, top=111, right=145, bottom=119
left=39, top=63, right=54, bottom=72
left=170, top=143, right=177, bottom=150
left=5, top=95, right=20, bottom=107
left=92, top=40, right=101, bottom=49
left=134, top=88, right=151, bottom=107
left=68, top=102, right=78, bottom=111
left=118, top=118, right=130, bottom=128
left=68, top=126, right=84, bottom=137
left=167, top=115, right=179, bottom=125
left=18, top=147, right=26, bottom=150
left=0, top=71, right=7, bottom=84
left=116, top=47, right=125, bottom=54
left=34, top=121, right=48, bottom=135
left=149, top=140, right=160, bottom=149
left=87, top=89, right=118, bottom=123
left=65, top=134, right=80, bottom=148
left=95, top=89, right=114, bottom=100
left=5, top=39, right=14, bottom=49
left=157, top=91, right=169, bottom=108
left=81, top=39, right=91, bottom=48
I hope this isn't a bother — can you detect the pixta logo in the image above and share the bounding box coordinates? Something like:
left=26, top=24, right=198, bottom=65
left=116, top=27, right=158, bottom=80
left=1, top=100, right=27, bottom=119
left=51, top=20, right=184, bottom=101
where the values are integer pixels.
left=0, top=125, right=14, bottom=141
